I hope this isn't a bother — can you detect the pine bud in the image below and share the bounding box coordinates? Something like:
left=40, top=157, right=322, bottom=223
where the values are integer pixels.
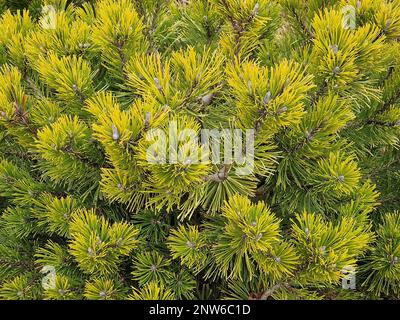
left=277, top=106, right=288, bottom=114
left=333, top=66, right=341, bottom=75
left=201, top=93, right=213, bottom=106
left=112, top=124, right=119, bottom=141
left=386, top=18, right=392, bottom=29
left=144, top=111, right=151, bottom=130
left=248, top=80, right=252, bottom=92
left=274, top=256, right=281, bottom=263
left=153, top=77, right=162, bottom=91
left=263, top=91, right=271, bottom=105
left=151, top=264, right=157, bottom=272
left=338, top=175, right=345, bottom=182
left=79, top=42, right=90, bottom=50
left=329, top=44, right=339, bottom=55
left=305, top=227, right=310, bottom=236
left=87, top=247, right=94, bottom=256
left=356, top=0, right=361, bottom=9
left=186, top=241, right=195, bottom=249
left=99, top=291, right=107, bottom=299
left=58, top=289, right=66, bottom=296
left=195, top=71, right=202, bottom=83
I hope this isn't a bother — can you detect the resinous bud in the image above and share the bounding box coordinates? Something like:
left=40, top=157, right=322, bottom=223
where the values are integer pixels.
left=263, top=91, right=271, bottom=105
left=201, top=93, right=213, bottom=105
left=386, top=18, right=392, bottom=29
left=247, top=80, right=252, bottom=92
left=87, top=247, right=94, bottom=256
left=112, top=124, right=120, bottom=141
left=329, top=44, right=339, bottom=55
left=186, top=241, right=195, bottom=249
left=277, top=106, right=288, bottom=114
left=153, top=77, right=162, bottom=91
left=145, top=111, right=151, bottom=129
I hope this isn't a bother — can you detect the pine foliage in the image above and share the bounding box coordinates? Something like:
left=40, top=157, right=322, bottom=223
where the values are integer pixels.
left=0, top=0, right=399, bottom=300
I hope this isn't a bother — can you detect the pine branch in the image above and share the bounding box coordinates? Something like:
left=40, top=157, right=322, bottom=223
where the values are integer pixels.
left=259, top=283, right=283, bottom=300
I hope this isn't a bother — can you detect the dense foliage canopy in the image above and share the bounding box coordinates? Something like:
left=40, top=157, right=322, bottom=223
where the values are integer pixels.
left=0, top=0, right=399, bottom=300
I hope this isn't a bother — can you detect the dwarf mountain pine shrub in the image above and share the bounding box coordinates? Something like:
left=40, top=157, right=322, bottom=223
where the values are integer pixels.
left=0, top=0, right=399, bottom=300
